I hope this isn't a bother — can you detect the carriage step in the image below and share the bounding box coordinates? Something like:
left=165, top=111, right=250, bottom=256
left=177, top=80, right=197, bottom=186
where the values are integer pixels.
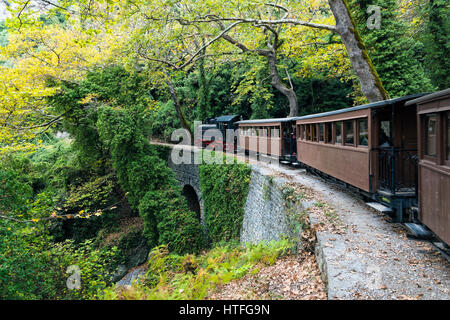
left=280, top=161, right=291, bottom=165
left=404, top=223, right=433, bottom=240
left=366, top=202, right=393, bottom=213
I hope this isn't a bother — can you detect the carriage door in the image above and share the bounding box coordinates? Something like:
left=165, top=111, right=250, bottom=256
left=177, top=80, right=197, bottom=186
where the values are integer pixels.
left=375, top=105, right=418, bottom=194
left=281, top=122, right=296, bottom=161
left=374, top=108, right=392, bottom=192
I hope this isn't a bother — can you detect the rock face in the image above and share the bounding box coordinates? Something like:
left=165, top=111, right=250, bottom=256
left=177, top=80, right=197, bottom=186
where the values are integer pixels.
left=114, top=242, right=150, bottom=286
left=112, top=265, right=129, bottom=283
left=111, top=225, right=150, bottom=284
left=126, top=242, right=150, bottom=268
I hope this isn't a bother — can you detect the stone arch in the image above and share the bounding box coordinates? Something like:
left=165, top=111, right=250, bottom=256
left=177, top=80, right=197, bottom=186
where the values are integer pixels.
left=166, top=148, right=205, bottom=228
left=182, top=184, right=201, bottom=222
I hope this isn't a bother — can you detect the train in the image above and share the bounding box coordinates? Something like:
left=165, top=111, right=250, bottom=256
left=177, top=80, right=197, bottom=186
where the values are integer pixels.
left=195, top=89, right=450, bottom=248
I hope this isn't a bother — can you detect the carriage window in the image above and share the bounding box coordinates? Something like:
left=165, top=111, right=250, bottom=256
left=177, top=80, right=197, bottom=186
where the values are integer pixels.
left=262, top=127, right=267, bottom=137
left=379, top=120, right=391, bottom=146
left=311, top=124, right=317, bottom=141
left=358, top=119, right=369, bottom=146
left=447, top=112, right=450, bottom=161
left=319, top=124, right=324, bottom=142
left=299, top=125, right=305, bottom=140
left=305, top=125, right=311, bottom=141
left=424, top=114, right=437, bottom=157
left=325, top=123, right=332, bottom=143
left=272, top=127, right=280, bottom=138
left=335, top=122, right=342, bottom=144
left=344, top=120, right=354, bottom=145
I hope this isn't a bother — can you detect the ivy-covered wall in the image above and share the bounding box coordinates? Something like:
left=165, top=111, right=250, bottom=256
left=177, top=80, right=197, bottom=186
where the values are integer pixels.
left=199, top=161, right=251, bottom=245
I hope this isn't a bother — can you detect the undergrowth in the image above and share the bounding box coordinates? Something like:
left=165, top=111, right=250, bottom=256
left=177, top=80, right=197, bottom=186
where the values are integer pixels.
left=99, top=239, right=293, bottom=300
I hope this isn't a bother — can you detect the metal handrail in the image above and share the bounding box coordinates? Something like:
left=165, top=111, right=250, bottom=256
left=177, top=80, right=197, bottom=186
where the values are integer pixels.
left=373, top=147, right=418, bottom=195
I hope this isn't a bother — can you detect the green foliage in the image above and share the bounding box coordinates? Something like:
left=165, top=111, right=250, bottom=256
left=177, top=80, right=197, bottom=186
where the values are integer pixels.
left=28, top=138, right=79, bottom=192
left=145, top=58, right=355, bottom=143
left=96, top=105, right=205, bottom=254
left=0, top=140, right=124, bottom=299
left=230, top=56, right=275, bottom=119
left=199, top=160, right=251, bottom=244
left=48, top=65, right=153, bottom=169
left=46, top=239, right=119, bottom=299
left=140, top=189, right=205, bottom=254
left=48, top=66, right=206, bottom=255
left=8, top=137, right=122, bottom=243
left=420, top=0, right=450, bottom=89
left=349, top=0, right=435, bottom=97
left=152, top=144, right=172, bottom=163
left=149, top=100, right=181, bottom=142
left=99, top=239, right=293, bottom=300
left=0, top=156, right=33, bottom=214
left=0, top=220, right=119, bottom=299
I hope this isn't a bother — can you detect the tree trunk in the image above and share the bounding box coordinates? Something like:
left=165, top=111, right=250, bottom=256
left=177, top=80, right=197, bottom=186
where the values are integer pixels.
left=266, top=51, right=299, bottom=117
left=328, top=0, right=389, bottom=102
left=197, top=53, right=210, bottom=121
left=164, top=72, right=193, bottom=142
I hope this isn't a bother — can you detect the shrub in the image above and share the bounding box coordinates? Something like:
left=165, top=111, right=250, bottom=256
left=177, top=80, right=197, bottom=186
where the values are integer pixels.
left=99, top=239, right=293, bottom=300
left=0, top=226, right=119, bottom=300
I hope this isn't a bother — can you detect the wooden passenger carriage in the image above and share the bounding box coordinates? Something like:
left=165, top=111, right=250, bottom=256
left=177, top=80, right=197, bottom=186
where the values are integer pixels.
left=295, top=94, right=426, bottom=222
left=406, top=89, right=450, bottom=244
left=236, top=118, right=297, bottom=161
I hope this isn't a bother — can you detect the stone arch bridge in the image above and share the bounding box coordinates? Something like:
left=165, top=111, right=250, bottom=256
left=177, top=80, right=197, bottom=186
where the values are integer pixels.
left=164, top=144, right=295, bottom=243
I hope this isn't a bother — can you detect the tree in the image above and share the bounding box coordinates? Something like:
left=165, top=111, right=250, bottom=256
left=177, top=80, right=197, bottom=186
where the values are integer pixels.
left=0, top=4, right=117, bottom=153
left=421, top=0, right=449, bottom=89
left=107, top=0, right=388, bottom=117
left=3, top=0, right=389, bottom=126
left=349, top=0, right=435, bottom=97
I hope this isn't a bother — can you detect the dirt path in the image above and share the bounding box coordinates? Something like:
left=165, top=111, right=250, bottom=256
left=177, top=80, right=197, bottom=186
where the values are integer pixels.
left=270, top=165, right=450, bottom=300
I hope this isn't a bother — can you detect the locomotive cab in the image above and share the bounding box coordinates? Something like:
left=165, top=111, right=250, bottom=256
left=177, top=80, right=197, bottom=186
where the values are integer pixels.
left=214, top=114, right=241, bottom=152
